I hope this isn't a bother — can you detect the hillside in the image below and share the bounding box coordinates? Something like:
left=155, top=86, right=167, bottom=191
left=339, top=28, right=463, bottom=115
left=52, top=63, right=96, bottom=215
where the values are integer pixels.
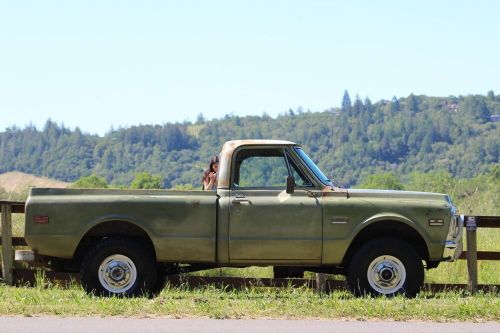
left=0, top=171, right=69, bottom=194
left=0, top=92, right=498, bottom=187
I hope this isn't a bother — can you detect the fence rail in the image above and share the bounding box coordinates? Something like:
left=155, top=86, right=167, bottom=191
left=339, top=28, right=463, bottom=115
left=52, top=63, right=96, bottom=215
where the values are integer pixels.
left=2, top=201, right=499, bottom=293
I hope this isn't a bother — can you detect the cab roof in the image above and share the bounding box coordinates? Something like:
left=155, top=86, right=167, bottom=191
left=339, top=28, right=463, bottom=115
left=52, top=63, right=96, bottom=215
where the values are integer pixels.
left=222, top=139, right=297, bottom=149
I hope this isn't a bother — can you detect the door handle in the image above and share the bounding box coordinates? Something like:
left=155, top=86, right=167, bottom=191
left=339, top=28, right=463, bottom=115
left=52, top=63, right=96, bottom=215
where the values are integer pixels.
left=232, top=196, right=251, bottom=204
left=306, top=190, right=318, bottom=198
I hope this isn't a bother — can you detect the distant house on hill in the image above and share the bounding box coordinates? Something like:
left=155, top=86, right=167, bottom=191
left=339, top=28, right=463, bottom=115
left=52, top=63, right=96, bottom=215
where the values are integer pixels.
left=443, top=101, right=459, bottom=112
left=490, top=114, right=500, bottom=122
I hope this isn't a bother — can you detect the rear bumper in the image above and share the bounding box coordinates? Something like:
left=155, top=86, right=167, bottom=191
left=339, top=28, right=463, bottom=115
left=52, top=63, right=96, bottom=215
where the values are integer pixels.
left=15, top=249, right=38, bottom=264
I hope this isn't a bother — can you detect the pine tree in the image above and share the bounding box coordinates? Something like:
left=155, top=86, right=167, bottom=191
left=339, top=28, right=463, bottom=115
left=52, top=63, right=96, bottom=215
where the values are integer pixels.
left=341, top=90, right=352, bottom=114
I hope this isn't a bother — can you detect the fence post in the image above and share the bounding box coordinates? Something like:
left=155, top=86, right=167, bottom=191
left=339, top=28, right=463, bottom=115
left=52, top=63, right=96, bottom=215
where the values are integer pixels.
left=315, top=273, right=326, bottom=294
left=466, top=216, right=478, bottom=294
left=1, top=203, right=14, bottom=285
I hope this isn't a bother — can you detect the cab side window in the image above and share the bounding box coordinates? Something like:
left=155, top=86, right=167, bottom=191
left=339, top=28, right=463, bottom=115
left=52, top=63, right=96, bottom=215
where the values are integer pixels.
left=233, top=148, right=314, bottom=188
left=233, top=149, right=289, bottom=188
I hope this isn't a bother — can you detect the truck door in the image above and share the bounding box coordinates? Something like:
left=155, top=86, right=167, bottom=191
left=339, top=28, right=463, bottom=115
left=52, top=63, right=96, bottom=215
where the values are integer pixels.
left=228, top=147, right=322, bottom=264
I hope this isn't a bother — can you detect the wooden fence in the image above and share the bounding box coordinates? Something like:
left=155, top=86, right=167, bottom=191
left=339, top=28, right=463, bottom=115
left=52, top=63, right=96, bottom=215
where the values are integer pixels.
left=1, top=200, right=499, bottom=293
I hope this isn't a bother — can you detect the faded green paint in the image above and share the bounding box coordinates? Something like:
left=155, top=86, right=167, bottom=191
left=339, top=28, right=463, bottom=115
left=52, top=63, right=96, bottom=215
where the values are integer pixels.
left=322, top=189, right=455, bottom=264
left=24, top=140, right=463, bottom=269
left=228, top=188, right=322, bottom=264
left=26, top=188, right=217, bottom=262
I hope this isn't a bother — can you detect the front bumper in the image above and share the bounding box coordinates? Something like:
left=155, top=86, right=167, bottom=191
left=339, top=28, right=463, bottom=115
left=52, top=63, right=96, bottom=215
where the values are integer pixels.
left=442, top=214, right=464, bottom=261
left=443, top=240, right=463, bottom=261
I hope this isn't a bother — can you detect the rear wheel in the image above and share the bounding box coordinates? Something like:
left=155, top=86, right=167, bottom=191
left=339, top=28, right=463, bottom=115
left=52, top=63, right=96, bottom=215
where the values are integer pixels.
left=346, top=238, right=424, bottom=297
left=81, top=238, right=157, bottom=297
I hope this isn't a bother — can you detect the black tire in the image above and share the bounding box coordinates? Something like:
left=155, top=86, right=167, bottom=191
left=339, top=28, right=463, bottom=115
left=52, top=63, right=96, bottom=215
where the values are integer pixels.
left=150, top=264, right=167, bottom=296
left=346, top=238, right=424, bottom=298
left=273, top=266, right=305, bottom=279
left=81, top=237, right=157, bottom=297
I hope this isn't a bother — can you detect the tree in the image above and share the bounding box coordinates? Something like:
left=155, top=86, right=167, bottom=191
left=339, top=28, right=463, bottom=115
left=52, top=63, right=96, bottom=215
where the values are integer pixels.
left=130, top=172, right=163, bottom=189
left=487, top=90, right=495, bottom=101
left=389, top=96, right=400, bottom=113
left=406, top=94, right=419, bottom=113
left=71, top=174, right=109, bottom=188
left=490, top=164, right=500, bottom=180
left=1, top=93, right=498, bottom=190
left=352, top=95, right=363, bottom=117
left=171, top=183, right=194, bottom=190
left=341, top=90, right=352, bottom=113
left=355, top=172, right=404, bottom=190
left=405, top=170, right=455, bottom=194
left=196, top=113, right=205, bottom=124
left=461, top=95, right=491, bottom=123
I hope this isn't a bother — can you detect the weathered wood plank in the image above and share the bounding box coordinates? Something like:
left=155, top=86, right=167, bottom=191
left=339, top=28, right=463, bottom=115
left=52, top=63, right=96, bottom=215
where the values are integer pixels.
left=474, top=216, right=500, bottom=228
left=466, top=216, right=478, bottom=294
left=423, top=283, right=500, bottom=292
left=315, top=273, right=327, bottom=294
left=0, top=201, right=25, bottom=214
left=458, top=251, right=500, bottom=260
left=1, top=203, right=14, bottom=285
left=0, top=237, right=28, bottom=246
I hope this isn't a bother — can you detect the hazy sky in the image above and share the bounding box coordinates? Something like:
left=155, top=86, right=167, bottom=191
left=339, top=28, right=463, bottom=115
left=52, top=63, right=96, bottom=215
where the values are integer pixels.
left=1, top=1, right=499, bottom=135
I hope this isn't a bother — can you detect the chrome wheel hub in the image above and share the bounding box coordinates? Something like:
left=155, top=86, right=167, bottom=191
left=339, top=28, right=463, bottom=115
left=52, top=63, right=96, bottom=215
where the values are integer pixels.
left=367, top=255, right=406, bottom=294
left=98, top=254, right=137, bottom=293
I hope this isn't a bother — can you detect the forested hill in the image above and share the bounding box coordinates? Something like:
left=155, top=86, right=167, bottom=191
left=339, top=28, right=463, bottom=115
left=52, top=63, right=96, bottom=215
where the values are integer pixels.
left=0, top=92, right=498, bottom=188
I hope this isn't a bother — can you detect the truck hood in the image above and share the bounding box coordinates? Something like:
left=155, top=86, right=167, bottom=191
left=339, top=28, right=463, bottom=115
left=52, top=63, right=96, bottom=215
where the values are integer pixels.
left=347, top=188, right=451, bottom=203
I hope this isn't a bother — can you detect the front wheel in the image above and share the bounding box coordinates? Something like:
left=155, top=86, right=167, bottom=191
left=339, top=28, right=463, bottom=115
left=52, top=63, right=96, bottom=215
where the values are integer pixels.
left=346, top=238, right=424, bottom=297
left=81, top=238, right=157, bottom=297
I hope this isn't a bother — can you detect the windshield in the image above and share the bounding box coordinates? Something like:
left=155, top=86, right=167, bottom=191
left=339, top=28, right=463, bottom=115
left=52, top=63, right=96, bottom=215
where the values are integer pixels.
left=294, top=147, right=333, bottom=187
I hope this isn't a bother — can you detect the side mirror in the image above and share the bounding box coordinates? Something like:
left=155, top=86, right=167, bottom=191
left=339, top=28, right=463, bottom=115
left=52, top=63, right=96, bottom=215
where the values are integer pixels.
left=286, top=176, right=295, bottom=194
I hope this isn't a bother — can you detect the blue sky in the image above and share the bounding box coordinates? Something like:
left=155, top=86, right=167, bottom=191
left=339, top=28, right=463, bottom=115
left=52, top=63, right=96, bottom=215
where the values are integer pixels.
left=1, top=1, right=499, bottom=135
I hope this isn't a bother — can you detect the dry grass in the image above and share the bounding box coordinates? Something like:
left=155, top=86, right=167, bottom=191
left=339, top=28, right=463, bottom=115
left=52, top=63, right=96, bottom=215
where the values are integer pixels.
left=0, top=171, right=68, bottom=196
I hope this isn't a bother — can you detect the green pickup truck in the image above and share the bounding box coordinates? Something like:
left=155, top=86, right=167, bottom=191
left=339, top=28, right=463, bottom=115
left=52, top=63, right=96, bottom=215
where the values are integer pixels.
left=20, top=140, right=463, bottom=297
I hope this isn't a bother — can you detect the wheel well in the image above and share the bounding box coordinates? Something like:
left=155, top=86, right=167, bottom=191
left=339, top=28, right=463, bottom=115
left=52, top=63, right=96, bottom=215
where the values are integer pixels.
left=342, top=220, right=429, bottom=267
left=73, top=221, right=156, bottom=265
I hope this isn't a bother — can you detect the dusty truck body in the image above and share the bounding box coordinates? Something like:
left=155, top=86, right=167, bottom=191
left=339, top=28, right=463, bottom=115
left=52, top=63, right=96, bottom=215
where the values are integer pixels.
left=21, top=140, right=464, bottom=297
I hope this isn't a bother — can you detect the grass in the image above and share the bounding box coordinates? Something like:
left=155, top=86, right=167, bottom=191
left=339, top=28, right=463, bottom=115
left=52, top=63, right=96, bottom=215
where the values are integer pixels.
left=0, top=276, right=498, bottom=321
left=426, top=228, right=500, bottom=285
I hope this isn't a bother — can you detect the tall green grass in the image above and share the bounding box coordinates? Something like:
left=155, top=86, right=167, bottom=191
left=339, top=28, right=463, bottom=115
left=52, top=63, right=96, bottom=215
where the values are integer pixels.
left=0, top=276, right=498, bottom=320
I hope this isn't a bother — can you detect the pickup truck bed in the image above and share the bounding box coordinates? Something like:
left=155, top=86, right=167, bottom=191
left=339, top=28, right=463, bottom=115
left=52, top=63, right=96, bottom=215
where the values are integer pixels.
left=26, top=188, right=217, bottom=262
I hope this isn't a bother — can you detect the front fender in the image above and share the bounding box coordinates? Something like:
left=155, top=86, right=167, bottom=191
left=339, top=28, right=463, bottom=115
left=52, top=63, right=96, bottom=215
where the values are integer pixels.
left=351, top=212, right=431, bottom=245
left=322, top=212, right=431, bottom=265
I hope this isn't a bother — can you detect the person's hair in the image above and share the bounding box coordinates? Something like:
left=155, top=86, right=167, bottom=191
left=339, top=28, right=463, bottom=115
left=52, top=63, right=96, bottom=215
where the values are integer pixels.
left=208, top=155, right=219, bottom=173
left=202, top=155, right=220, bottom=186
